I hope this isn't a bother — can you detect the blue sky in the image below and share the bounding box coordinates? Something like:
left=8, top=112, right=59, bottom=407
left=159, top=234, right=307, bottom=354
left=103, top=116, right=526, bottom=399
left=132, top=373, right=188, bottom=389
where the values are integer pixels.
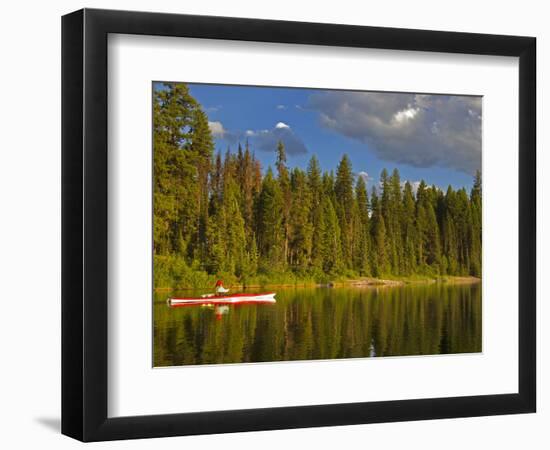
left=159, top=82, right=482, bottom=190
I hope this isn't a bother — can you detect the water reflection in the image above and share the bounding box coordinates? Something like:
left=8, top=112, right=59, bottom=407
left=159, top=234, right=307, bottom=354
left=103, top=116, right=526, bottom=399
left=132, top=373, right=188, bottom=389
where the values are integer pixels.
left=154, top=283, right=481, bottom=366
left=214, top=305, right=230, bottom=320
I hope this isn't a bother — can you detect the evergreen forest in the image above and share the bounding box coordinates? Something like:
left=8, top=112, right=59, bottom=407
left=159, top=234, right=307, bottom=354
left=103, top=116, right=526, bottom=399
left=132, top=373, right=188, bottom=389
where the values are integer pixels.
left=153, top=83, right=482, bottom=289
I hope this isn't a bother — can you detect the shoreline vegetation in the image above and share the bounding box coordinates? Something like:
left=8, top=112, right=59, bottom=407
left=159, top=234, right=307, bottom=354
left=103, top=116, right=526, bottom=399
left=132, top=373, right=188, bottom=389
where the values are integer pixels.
left=154, top=83, right=482, bottom=292
left=154, top=275, right=481, bottom=292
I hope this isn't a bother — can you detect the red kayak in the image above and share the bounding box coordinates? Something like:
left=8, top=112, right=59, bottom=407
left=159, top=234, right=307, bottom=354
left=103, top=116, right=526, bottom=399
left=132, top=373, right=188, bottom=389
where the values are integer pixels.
left=169, top=292, right=276, bottom=307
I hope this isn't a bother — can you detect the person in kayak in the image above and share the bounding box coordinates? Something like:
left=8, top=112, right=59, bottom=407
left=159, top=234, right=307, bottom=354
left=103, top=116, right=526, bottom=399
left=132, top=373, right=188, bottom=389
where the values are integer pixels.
left=215, top=279, right=229, bottom=295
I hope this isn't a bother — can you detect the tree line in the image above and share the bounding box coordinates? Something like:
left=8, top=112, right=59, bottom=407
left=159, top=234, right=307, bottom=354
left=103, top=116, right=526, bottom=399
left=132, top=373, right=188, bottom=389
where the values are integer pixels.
left=154, top=83, right=482, bottom=288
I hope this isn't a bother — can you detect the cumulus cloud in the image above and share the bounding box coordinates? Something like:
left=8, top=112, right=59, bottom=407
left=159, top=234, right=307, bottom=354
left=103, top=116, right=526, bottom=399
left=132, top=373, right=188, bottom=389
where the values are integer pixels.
left=209, top=121, right=308, bottom=155
left=401, top=180, right=422, bottom=194
left=208, top=121, right=225, bottom=137
left=209, top=121, right=243, bottom=144
left=356, top=171, right=373, bottom=184
left=253, top=122, right=307, bottom=155
left=307, top=92, right=482, bottom=174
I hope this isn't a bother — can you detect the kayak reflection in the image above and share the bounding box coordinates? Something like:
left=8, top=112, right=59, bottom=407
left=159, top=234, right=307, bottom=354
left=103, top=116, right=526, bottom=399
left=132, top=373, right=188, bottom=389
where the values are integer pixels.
left=167, top=291, right=277, bottom=321
left=214, top=305, right=229, bottom=320
left=168, top=291, right=276, bottom=306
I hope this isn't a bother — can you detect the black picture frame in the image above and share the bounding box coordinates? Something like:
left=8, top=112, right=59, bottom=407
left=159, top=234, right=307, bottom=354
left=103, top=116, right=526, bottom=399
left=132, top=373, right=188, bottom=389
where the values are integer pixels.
left=62, top=8, right=536, bottom=442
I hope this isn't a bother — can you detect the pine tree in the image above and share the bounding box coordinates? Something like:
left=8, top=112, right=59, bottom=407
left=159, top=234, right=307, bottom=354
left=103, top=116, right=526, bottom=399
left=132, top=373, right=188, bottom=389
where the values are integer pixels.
left=307, top=155, right=324, bottom=270
left=222, top=174, right=247, bottom=276
left=456, top=188, right=473, bottom=275
left=402, top=181, right=417, bottom=274
left=415, top=180, right=428, bottom=268
left=289, top=168, right=313, bottom=271
left=389, top=169, right=404, bottom=273
left=469, top=171, right=482, bottom=276
left=256, top=167, right=284, bottom=271
left=442, top=186, right=458, bottom=275
left=206, top=199, right=226, bottom=274
left=370, top=187, right=389, bottom=276
left=425, top=201, right=441, bottom=271
left=239, top=142, right=255, bottom=233
left=153, top=82, right=200, bottom=259
left=210, top=151, right=223, bottom=207
left=415, top=181, right=441, bottom=273
left=243, top=233, right=259, bottom=284
left=276, top=141, right=291, bottom=265
left=321, top=197, right=343, bottom=274
left=334, top=154, right=355, bottom=269
left=189, top=108, right=214, bottom=263
left=206, top=151, right=225, bottom=274
left=355, top=176, right=370, bottom=275
left=307, top=155, right=322, bottom=208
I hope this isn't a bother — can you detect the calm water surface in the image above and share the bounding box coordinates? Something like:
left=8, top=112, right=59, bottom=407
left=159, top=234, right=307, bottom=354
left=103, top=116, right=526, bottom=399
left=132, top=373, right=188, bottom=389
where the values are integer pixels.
left=154, top=283, right=481, bottom=367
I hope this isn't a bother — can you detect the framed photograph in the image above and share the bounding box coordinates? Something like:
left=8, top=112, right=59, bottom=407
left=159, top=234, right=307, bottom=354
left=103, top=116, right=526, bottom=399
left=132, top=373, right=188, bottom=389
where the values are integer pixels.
left=62, top=8, right=536, bottom=441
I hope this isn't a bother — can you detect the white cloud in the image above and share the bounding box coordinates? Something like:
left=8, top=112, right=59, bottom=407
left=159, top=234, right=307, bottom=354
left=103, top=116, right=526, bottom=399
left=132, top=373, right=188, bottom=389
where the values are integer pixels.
left=308, top=92, right=482, bottom=174
left=208, top=121, right=225, bottom=137
left=276, top=104, right=287, bottom=110
left=401, top=180, right=441, bottom=194
left=357, top=171, right=373, bottom=184
left=402, top=180, right=422, bottom=194
left=209, top=122, right=308, bottom=155
left=253, top=122, right=307, bottom=155
left=393, top=106, right=419, bottom=123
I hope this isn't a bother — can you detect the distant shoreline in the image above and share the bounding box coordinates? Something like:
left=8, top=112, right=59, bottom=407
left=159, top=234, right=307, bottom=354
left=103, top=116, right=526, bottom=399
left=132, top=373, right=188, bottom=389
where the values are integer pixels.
left=154, top=275, right=481, bottom=292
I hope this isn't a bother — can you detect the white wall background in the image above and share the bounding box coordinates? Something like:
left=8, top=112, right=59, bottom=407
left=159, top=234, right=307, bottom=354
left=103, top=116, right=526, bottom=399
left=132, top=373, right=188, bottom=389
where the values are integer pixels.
left=0, top=1, right=546, bottom=448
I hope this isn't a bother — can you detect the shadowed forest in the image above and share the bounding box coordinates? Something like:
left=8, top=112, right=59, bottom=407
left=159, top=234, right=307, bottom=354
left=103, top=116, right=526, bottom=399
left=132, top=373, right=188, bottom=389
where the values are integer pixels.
left=153, top=82, right=482, bottom=289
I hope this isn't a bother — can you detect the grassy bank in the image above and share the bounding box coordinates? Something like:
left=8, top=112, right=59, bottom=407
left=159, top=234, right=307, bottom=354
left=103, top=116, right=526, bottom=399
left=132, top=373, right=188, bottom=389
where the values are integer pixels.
left=154, top=256, right=480, bottom=291
left=340, top=275, right=481, bottom=288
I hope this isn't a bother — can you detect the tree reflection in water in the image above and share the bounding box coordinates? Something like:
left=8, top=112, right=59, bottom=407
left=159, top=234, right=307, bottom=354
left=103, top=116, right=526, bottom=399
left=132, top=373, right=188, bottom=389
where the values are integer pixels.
left=154, top=283, right=481, bottom=367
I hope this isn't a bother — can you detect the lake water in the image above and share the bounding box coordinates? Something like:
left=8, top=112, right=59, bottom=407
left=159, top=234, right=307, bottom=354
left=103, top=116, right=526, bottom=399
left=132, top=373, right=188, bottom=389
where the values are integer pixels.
left=153, top=282, right=481, bottom=367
